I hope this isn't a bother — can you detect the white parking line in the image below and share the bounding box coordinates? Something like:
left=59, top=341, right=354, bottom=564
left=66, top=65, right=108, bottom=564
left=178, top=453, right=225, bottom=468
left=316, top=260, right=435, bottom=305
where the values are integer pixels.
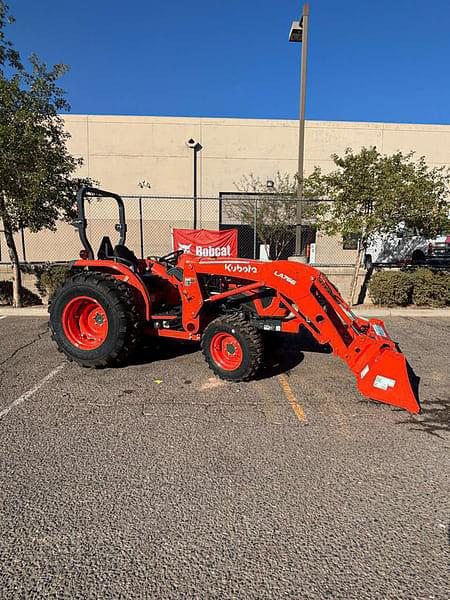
left=0, top=363, right=65, bottom=420
left=0, top=316, right=7, bottom=320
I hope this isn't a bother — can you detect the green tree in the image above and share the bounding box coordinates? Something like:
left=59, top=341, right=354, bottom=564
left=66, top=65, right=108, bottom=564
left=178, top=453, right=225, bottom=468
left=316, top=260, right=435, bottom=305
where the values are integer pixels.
left=0, top=2, right=86, bottom=306
left=230, top=170, right=321, bottom=259
left=314, top=146, right=450, bottom=303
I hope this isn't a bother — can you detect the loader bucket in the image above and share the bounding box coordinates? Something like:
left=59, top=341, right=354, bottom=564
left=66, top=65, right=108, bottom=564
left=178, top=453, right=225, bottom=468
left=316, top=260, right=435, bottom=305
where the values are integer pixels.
left=356, top=346, right=420, bottom=414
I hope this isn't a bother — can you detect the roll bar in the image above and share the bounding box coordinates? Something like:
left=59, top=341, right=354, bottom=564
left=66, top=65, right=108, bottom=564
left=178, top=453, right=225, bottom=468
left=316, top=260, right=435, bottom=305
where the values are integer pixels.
left=73, top=186, right=127, bottom=260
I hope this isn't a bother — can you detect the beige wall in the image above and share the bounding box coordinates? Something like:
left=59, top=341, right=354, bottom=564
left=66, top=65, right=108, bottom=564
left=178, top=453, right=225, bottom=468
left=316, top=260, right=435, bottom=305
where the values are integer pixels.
left=1, top=115, right=449, bottom=263
left=62, top=114, right=450, bottom=196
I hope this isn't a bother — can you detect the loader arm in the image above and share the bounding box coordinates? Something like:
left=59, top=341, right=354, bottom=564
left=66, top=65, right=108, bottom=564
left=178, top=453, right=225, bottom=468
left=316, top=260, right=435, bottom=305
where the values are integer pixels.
left=181, top=256, right=420, bottom=414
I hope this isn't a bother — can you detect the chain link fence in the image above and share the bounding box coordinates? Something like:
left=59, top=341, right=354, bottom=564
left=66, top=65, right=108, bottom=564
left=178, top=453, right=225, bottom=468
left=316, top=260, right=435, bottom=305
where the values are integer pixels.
left=219, top=192, right=356, bottom=265
left=0, top=193, right=358, bottom=266
left=0, top=195, right=218, bottom=263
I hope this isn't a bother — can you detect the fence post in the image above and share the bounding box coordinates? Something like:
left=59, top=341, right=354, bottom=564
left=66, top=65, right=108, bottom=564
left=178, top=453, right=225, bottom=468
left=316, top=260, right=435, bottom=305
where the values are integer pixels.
left=253, top=197, right=258, bottom=260
left=218, top=194, right=223, bottom=228
left=138, top=197, right=144, bottom=259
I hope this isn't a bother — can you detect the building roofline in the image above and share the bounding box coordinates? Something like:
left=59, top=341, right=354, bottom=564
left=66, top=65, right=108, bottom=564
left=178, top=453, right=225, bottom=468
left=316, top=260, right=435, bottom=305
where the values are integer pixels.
left=59, top=113, right=450, bottom=130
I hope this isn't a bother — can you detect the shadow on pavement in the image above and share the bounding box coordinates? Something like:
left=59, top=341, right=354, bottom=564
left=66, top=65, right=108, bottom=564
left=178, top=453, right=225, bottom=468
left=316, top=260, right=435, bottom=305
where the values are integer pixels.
left=393, top=359, right=448, bottom=439
left=397, top=396, right=449, bottom=439
left=130, top=325, right=331, bottom=378
left=258, top=327, right=331, bottom=379
left=131, top=338, right=199, bottom=365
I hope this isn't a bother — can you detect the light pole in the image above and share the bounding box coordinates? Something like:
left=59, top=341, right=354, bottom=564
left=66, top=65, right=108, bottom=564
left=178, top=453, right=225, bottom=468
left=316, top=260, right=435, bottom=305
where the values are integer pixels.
left=289, top=3, right=309, bottom=260
left=186, top=138, right=202, bottom=229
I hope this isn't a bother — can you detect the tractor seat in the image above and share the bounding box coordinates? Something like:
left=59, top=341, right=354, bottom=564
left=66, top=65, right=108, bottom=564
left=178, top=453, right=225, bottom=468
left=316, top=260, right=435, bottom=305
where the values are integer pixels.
left=114, top=244, right=139, bottom=268
left=97, top=237, right=138, bottom=270
left=97, top=236, right=114, bottom=260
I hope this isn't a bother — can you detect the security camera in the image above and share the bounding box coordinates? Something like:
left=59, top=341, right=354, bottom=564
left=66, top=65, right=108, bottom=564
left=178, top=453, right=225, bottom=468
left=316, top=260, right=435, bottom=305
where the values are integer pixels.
left=186, top=138, right=198, bottom=148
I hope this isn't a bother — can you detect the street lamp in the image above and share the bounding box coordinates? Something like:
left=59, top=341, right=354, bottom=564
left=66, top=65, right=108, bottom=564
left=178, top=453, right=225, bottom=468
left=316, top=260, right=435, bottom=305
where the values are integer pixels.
left=186, top=137, right=202, bottom=229
left=289, top=3, right=309, bottom=260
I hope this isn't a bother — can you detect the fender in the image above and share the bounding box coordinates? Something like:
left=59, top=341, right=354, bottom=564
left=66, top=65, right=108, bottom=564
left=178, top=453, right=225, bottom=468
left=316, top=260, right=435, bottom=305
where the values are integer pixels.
left=72, top=259, right=152, bottom=320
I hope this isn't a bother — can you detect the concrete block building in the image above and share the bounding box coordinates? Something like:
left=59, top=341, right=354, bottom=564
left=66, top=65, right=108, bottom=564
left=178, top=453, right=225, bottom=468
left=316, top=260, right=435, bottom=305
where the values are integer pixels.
left=1, top=115, right=449, bottom=296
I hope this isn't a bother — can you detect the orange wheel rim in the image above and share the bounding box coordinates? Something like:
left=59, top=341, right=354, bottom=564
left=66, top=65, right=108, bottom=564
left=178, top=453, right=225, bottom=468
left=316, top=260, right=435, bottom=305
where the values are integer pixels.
left=210, top=332, right=243, bottom=371
left=62, top=296, right=109, bottom=350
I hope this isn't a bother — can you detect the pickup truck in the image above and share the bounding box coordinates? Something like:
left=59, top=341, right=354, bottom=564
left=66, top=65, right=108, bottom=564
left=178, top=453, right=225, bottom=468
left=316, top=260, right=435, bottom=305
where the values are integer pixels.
left=364, top=230, right=450, bottom=269
left=427, top=235, right=450, bottom=265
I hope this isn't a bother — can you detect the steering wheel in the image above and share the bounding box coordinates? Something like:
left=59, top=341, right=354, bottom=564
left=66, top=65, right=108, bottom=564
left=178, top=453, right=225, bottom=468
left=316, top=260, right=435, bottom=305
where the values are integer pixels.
left=158, top=249, right=184, bottom=267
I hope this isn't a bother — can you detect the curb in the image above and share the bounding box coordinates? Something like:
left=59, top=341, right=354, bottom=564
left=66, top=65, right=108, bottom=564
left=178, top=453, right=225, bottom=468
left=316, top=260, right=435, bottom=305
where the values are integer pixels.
left=0, top=306, right=48, bottom=317
left=353, top=308, right=450, bottom=318
left=1, top=306, right=449, bottom=319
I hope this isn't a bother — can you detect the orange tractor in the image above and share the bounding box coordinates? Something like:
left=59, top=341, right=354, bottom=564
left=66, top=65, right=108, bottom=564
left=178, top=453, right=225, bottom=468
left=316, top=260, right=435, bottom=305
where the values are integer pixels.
left=49, top=187, right=420, bottom=414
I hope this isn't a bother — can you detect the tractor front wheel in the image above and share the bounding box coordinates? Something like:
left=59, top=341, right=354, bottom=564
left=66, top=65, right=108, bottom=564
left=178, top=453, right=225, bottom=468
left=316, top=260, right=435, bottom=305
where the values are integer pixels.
left=201, top=315, right=263, bottom=381
left=49, top=272, right=140, bottom=367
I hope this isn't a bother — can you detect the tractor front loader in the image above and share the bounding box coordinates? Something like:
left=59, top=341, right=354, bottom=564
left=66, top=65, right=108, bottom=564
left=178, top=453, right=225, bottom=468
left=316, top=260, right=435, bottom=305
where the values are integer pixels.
left=49, top=187, right=420, bottom=414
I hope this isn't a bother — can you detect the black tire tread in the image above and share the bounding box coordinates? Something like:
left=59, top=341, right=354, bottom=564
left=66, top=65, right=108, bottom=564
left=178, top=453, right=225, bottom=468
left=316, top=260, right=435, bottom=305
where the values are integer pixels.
left=48, top=271, right=140, bottom=368
left=201, top=314, right=264, bottom=381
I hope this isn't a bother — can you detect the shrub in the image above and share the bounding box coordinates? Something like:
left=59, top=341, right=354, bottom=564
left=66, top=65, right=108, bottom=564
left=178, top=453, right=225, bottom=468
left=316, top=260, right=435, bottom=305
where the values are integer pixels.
left=369, top=268, right=450, bottom=307
left=411, top=268, right=450, bottom=307
left=0, top=281, right=42, bottom=306
left=37, top=265, right=72, bottom=297
left=368, top=270, right=413, bottom=306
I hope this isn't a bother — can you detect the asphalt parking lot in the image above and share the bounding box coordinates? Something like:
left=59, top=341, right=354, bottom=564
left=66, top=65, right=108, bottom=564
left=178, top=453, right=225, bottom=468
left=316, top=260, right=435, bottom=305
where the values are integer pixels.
left=0, top=315, right=448, bottom=599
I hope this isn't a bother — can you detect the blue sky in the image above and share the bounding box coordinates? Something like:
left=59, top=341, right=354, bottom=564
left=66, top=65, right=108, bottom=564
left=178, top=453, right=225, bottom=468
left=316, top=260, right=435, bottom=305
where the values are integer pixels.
left=8, top=0, right=450, bottom=124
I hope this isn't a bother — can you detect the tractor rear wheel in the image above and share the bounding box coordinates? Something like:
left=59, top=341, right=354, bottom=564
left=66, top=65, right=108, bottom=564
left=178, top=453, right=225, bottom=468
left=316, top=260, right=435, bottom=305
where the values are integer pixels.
left=201, top=315, right=264, bottom=381
left=49, top=272, right=140, bottom=367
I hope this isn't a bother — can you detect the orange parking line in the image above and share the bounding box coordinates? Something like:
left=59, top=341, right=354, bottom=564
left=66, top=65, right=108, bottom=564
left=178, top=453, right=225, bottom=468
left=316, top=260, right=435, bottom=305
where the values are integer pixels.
left=278, top=374, right=308, bottom=423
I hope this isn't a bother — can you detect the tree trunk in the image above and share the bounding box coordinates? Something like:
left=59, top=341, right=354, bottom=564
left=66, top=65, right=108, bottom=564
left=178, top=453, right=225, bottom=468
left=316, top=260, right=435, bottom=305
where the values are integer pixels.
left=0, top=196, right=22, bottom=308
left=348, top=243, right=365, bottom=307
